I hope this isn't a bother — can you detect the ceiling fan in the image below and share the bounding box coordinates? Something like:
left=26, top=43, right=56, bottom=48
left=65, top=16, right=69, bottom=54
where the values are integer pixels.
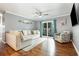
left=34, top=8, right=49, bottom=17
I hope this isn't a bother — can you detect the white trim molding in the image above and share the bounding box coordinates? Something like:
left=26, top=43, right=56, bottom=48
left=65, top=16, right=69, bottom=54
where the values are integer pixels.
left=1, top=40, right=6, bottom=44
left=72, top=42, right=79, bottom=56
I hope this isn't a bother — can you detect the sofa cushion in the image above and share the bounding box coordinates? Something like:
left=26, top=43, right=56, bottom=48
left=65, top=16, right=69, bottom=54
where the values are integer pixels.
left=36, top=30, right=40, bottom=34
left=22, top=30, right=28, bottom=35
left=22, top=35, right=33, bottom=41
left=22, top=30, right=31, bottom=35
left=31, top=30, right=37, bottom=34
left=27, top=30, right=31, bottom=35
left=31, top=30, right=40, bottom=35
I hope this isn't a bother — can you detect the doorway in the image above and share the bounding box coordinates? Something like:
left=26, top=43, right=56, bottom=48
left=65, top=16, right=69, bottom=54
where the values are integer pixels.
left=43, top=22, right=52, bottom=37
left=40, top=20, right=57, bottom=37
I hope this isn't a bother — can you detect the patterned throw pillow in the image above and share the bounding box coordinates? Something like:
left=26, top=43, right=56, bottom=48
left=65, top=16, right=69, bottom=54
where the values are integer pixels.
left=31, top=30, right=34, bottom=34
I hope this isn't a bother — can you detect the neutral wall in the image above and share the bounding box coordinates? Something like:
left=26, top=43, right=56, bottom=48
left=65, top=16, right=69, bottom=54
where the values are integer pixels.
left=34, top=21, right=40, bottom=30
left=56, top=15, right=72, bottom=33
left=4, top=13, right=35, bottom=31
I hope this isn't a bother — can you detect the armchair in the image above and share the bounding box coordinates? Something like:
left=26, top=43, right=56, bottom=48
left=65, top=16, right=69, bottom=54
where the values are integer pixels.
left=55, top=31, right=71, bottom=43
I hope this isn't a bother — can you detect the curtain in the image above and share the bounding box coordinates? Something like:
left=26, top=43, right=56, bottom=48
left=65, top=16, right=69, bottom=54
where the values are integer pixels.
left=51, top=20, right=54, bottom=36
left=40, top=21, right=43, bottom=37
left=51, top=19, right=57, bottom=37
left=53, top=19, right=57, bottom=33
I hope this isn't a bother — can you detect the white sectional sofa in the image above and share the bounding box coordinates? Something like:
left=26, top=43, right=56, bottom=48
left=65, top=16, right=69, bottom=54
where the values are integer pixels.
left=6, top=30, right=40, bottom=51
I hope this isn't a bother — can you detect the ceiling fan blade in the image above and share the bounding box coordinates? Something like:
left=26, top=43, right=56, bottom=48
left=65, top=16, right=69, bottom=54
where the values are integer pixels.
left=35, top=12, right=41, bottom=16
left=34, top=8, right=49, bottom=16
left=43, top=13, right=48, bottom=15
left=35, top=8, right=41, bottom=13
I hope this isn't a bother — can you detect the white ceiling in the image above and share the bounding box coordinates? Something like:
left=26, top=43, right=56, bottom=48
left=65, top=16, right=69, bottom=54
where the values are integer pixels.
left=0, top=3, right=73, bottom=21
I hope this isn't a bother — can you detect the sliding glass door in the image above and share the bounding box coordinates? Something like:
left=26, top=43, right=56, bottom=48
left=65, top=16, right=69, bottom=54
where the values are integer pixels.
left=40, top=19, right=57, bottom=37
left=42, top=21, right=54, bottom=37
left=43, top=23, right=47, bottom=36
left=48, top=22, right=52, bottom=36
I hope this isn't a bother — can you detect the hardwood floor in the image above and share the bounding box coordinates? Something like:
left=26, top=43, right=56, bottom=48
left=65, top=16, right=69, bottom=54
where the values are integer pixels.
left=0, top=39, right=77, bottom=56
left=55, top=41, right=77, bottom=56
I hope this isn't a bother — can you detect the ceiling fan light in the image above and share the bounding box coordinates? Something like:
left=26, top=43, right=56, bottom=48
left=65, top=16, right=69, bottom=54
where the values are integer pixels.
left=44, top=14, right=48, bottom=15
left=39, top=16, right=42, bottom=17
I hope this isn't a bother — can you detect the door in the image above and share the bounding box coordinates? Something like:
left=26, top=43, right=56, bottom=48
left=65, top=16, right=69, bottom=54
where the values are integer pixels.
left=43, top=23, right=47, bottom=36
left=40, top=20, right=57, bottom=37
left=48, top=22, right=52, bottom=36
left=42, top=21, right=54, bottom=37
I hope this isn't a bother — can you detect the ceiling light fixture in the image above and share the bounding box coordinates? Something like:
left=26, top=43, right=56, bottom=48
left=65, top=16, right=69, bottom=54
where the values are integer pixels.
left=39, top=16, right=42, bottom=17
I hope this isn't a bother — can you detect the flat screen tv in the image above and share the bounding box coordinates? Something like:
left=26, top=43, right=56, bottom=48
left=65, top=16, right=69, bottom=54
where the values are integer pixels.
left=70, top=4, right=78, bottom=26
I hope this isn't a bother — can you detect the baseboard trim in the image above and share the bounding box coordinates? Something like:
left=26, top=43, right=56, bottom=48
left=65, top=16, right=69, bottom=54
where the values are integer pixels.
left=72, top=42, right=79, bottom=56
left=1, top=40, right=6, bottom=44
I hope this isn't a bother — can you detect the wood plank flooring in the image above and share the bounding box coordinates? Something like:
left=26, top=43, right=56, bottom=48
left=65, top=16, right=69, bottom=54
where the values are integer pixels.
left=0, top=39, right=78, bottom=56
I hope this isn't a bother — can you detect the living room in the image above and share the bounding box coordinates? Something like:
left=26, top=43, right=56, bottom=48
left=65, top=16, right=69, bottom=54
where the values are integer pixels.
left=0, top=3, right=79, bottom=56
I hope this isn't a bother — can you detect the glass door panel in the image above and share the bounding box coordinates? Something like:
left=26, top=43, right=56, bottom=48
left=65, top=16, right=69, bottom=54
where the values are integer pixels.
left=42, top=20, right=56, bottom=37
left=43, top=23, right=47, bottom=36
left=48, top=22, right=52, bottom=36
